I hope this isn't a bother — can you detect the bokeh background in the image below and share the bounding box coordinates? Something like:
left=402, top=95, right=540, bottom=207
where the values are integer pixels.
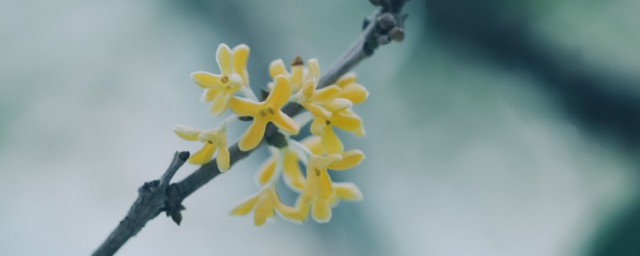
left=1, top=0, right=639, bottom=255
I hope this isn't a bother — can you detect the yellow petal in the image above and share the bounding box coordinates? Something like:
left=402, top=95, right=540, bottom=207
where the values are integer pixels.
left=254, top=192, right=274, bottom=226
left=271, top=111, right=300, bottom=135
left=228, top=96, right=260, bottom=116
left=209, top=91, right=231, bottom=116
left=282, top=150, right=305, bottom=191
left=191, top=72, right=222, bottom=88
left=339, top=83, right=369, bottom=104
left=256, top=157, right=276, bottom=185
left=311, top=85, right=341, bottom=104
left=301, top=78, right=316, bottom=100
left=311, top=199, right=332, bottom=223
left=301, top=136, right=323, bottom=155
left=216, top=146, right=230, bottom=172
left=307, top=58, right=320, bottom=80
left=266, top=75, right=291, bottom=108
left=188, top=143, right=216, bottom=165
left=230, top=194, right=259, bottom=216
left=336, top=72, right=357, bottom=88
left=275, top=201, right=305, bottom=224
left=317, top=169, right=333, bottom=200
left=315, top=153, right=343, bottom=168
left=301, top=165, right=318, bottom=203
left=173, top=125, right=201, bottom=141
left=216, top=43, right=232, bottom=75
left=324, top=98, right=353, bottom=112
left=329, top=150, right=365, bottom=170
left=310, top=118, right=326, bottom=136
left=239, top=118, right=267, bottom=151
left=334, top=182, right=363, bottom=201
left=269, top=59, right=287, bottom=78
left=331, top=111, right=363, bottom=134
left=232, top=44, right=250, bottom=84
left=201, top=88, right=219, bottom=102
left=302, top=102, right=331, bottom=119
left=321, top=126, right=343, bottom=154
left=290, top=62, right=303, bottom=91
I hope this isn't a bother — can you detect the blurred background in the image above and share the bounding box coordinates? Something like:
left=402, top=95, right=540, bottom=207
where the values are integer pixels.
left=1, top=0, right=639, bottom=255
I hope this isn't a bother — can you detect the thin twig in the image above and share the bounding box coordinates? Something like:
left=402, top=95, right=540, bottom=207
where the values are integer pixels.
left=93, top=1, right=407, bottom=255
left=93, top=152, right=189, bottom=256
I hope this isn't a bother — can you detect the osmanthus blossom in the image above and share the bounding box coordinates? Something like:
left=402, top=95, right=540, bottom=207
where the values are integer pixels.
left=229, top=185, right=304, bottom=226
left=173, top=125, right=230, bottom=172
left=229, top=75, right=300, bottom=151
left=295, top=59, right=342, bottom=120
left=191, top=43, right=253, bottom=116
left=251, top=136, right=365, bottom=224
left=176, top=43, right=369, bottom=226
left=268, top=56, right=306, bottom=92
left=334, top=72, right=369, bottom=104
left=310, top=98, right=366, bottom=153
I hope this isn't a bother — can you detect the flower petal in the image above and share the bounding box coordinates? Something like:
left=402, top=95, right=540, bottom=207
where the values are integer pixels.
left=271, top=111, right=300, bottom=135
left=317, top=169, right=333, bottom=200
left=216, top=43, right=232, bottom=75
left=256, top=157, right=276, bottom=185
left=253, top=192, right=274, bottom=226
left=269, top=59, right=287, bottom=78
left=209, top=91, right=231, bottom=116
left=307, top=58, right=320, bottom=80
left=301, top=78, right=316, bottom=100
left=266, top=75, right=291, bottom=108
left=275, top=201, right=305, bottom=224
left=321, top=126, right=343, bottom=154
left=229, top=194, right=259, bottom=216
left=239, top=118, right=267, bottom=151
left=331, top=110, right=363, bottom=134
left=232, top=44, right=250, bottom=84
left=229, top=96, right=260, bottom=116
left=302, top=102, right=331, bottom=119
left=301, top=136, right=323, bottom=155
left=216, top=145, right=230, bottom=172
left=188, top=143, right=216, bottom=165
left=310, top=118, right=326, bottom=136
left=201, top=88, right=219, bottom=102
left=324, top=98, right=353, bottom=112
left=334, top=182, right=363, bottom=201
left=173, top=125, right=202, bottom=141
left=311, top=199, right=332, bottom=223
left=339, top=83, right=369, bottom=104
left=191, top=72, right=223, bottom=88
left=290, top=57, right=303, bottom=91
left=312, top=85, right=341, bottom=104
left=336, top=72, right=357, bottom=88
left=283, top=150, right=305, bottom=191
left=329, top=149, right=365, bottom=170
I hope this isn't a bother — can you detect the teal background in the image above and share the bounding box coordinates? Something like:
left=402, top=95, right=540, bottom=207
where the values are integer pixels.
left=1, top=0, right=639, bottom=255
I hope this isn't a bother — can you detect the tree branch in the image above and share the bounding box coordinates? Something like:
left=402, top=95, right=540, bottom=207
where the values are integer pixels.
left=93, top=1, right=407, bottom=255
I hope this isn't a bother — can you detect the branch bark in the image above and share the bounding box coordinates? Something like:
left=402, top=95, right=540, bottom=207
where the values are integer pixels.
left=93, top=1, right=407, bottom=255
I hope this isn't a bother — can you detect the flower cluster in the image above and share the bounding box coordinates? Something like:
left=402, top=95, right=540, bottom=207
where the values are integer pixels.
left=175, top=43, right=369, bottom=225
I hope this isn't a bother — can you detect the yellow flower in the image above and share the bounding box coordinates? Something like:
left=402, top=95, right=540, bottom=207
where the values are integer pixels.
left=229, top=75, right=300, bottom=151
left=334, top=72, right=369, bottom=104
left=173, top=125, right=230, bottom=172
left=229, top=186, right=303, bottom=226
left=296, top=60, right=342, bottom=119
left=269, top=56, right=306, bottom=92
left=191, top=43, right=250, bottom=116
left=255, top=147, right=306, bottom=192
left=309, top=99, right=365, bottom=153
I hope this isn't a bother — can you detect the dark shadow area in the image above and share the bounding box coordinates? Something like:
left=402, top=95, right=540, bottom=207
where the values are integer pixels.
left=421, top=1, right=640, bottom=255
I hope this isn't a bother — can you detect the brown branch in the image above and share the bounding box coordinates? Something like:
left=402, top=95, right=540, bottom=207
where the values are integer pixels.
left=93, top=1, right=407, bottom=255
